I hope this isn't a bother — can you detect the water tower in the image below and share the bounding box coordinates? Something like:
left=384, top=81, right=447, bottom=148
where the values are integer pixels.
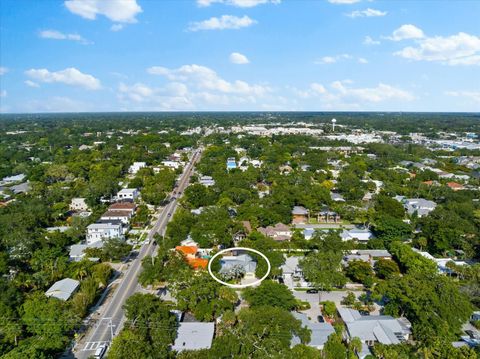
left=331, top=118, right=337, bottom=132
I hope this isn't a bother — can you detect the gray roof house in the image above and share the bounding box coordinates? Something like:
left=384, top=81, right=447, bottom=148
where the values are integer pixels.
left=291, top=312, right=335, bottom=349
left=340, top=228, right=373, bottom=243
left=338, top=308, right=411, bottom=348
left=219, top=254, right=257, bottom=275
left=45, top=278, right=80, bottom=301
left=69, top=241, right=104, bottom=262
left=395, top=196, right=437, bottom=217
left=172, top=322, right=215, bottom=352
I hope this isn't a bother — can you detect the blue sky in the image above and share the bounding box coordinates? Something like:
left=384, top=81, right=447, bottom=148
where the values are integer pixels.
left=0, top=0, right=479, bottom=113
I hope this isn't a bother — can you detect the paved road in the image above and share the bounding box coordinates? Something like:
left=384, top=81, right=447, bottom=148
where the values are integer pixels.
left=74, top=149, right=201, bottom=358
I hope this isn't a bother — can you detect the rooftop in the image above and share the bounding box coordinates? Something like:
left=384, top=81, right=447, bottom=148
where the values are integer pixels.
left=45, top=278, right=80, bottom=301
left=171, top=322, right=215, bottom=352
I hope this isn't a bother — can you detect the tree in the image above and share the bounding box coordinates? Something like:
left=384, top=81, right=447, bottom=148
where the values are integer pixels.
left=345, top=260, right=375, bottom=286
left=300, top=252, right=346, bottom=291
left=108, top=329, right=152, bottom=359
left=102, top=237, right=132, bottom=261
left=322, top=332, right=347, bottom=359
left=374, top=258, right=400, bottom=279
left=243, top=280, right=297, bottom=310
left=374, top=194, right=405, bottom=219
left=322, top=301, right=337, bottom=318
left=341, top=292, right=356, bottom=306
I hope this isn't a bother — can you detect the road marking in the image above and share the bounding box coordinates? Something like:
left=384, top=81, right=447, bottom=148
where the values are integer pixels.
left=82, top=341, right=109, bottom=351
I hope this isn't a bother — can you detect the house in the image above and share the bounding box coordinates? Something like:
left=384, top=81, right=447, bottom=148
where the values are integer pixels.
left=338, top=308, right=411, bottom=348
left=219, top=253, right=257, bottom=275
left=291, top=312, right=335, bottom=350
left=162, top=160, right=182, bottom=169
left=45, top=278, right=80, bottom=301
left=70, top=198, right=89, bottom=211
left=396, top=197, right=437, bottom=217
left=340, top=228, right=374, bottom=243
left=331, top=192, right=345, bottom=202
left=292, top=206, right=309, bottom=224
left=86, top=223, right=123, bottom=244
left=257, top=223, right=292, bottom=241
left=344, top=250, right=391, bottom=265
left=109, top=202, right=137, bottom=216
left=172, top=322, right=215, bottom=352
left=317, top=211, right=341, bottom=223
left=128, top=162, right=146, bottom=175
left=10, top=182, right=31, bottom=194
left=175, top=246, right=208, bottom=269
left=447, top=182, right=465, bottom=191
left=0, top=173, right=26, bottom=185
left=303, top=228, right=315, bottom=240
left=117, top=188, right=139, bottom=201
left=226, top=157, right=237, bottom=170
left=100, top=210, right=132, bottom=225
left=199, top=176, right=215, bottom=187
left=412, top=248, right=468, bottom=274
left=69, top=241, right=103, bottom=262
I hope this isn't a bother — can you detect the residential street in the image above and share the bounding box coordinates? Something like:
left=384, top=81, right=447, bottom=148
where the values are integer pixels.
left=72, top=149, right=201, bottom=358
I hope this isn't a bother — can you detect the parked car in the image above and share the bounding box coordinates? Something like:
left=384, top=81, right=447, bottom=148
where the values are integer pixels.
left=278, top=277, right=284, bottom=284
left=94, top=344, right=107, bottom=359
left=306, top=289, right=318, bottom=294
left=359, top=310, right=370, bottom=316
left=317, top=315, right=325, bottom=322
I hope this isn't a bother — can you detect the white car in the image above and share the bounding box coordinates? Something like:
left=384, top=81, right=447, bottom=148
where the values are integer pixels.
left=94, top=344, right=107, bottom=358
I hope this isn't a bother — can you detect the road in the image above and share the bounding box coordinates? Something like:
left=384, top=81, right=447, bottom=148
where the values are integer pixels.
left=74, top=149, right=201, bottom=358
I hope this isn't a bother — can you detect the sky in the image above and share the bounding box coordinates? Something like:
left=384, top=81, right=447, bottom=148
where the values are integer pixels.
left=0, top=0, right=479, bottom=113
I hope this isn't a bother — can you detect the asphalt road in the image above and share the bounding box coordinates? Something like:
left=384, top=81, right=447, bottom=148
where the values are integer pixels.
left=74, top=149, right=201, bottom=358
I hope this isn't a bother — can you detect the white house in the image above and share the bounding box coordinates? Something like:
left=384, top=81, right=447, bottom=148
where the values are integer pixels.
left=86, top=223, right=123, bottom=244
left=162, top=160, right=182, bottom=169
left=100, top=210, right=132, bottom=225
left=129, top=162, right=146, bottom=175
left=69, top=241, right=103, bottom=262
left=70, top=197, right=89, bottom=211
left=340, top=228, right=374, bottom=243
left=396, top=196, right=437, bottom=217
left=117, top=188, right=139, bottom=201
left=199, top=176, right=215, bottom=187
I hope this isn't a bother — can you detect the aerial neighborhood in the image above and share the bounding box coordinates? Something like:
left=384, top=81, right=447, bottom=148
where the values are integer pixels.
left=0, top=114, right=479, bottom=359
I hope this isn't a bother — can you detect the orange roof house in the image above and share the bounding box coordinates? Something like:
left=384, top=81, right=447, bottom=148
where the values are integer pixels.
left=175, top=246, right=208, bottom=270
left=447, top=182, right=464, bottom=191
left=188, top=258, right=208, bottom=269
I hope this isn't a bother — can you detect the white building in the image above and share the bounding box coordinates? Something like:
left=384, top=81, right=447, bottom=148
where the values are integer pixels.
left=117, top=188, right=139, bottom=201
left=86, top=223, right=123, bottom=244
left=129, top=162, right=146, bottom=175
left=100, top=210, right=132, bottom=225
left=162, top=160, right=182, bottom=169
left=199, top=176, right=215, bottom=187
left=70, top=197, right=89, bottom=211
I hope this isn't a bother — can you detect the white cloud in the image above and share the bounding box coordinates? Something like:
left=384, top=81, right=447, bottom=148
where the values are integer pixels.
left=64, top=0, right=142, bottom=23
left=445, top=90, right=480, bottom=103
left=197, top=0, right=280, bottom=7
left=315, top=54, right=351, bottom=64
left=297, top=80, right=414, bottom=105
left=230, top=52, right=250, bottom=64
left=0, top=67, right=8, bottom=75
left=363, top=36, right=380, bottom=45
left=148, top=64, right=270, bottom=96
left=24, top=80, right=40, bottom=88
left=395, top=32, right=480, bottom=66
left=39, top=29, right=90, bottom=44
left=188, top=15, right=256, bottom=31
left=25, top=67, right=101, bottom=90
left=315, top=54, right=367, bottom=65
left=328, top=0, right=361, bottom=4
left=347, top=8, right=387, bottom=18
left=24, top=96, right=90, bottom=112
left=110, top=24, right=124, bottom=32
left=386, top=24, right=424, bottom=41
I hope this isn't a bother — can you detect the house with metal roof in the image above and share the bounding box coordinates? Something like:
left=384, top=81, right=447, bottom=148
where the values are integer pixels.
left=338, top=308, right=411, bottom=349
left=171, top=322, right=215, bottom=352
left=45, top=278, right=80, bottom=301
left=291, top=312, right=335, bottom=349
left=340, top=228, right=373, bottom=243
left=219, top=254, right=256, bottom=275
left=69, top=241, right=103, bottom=262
